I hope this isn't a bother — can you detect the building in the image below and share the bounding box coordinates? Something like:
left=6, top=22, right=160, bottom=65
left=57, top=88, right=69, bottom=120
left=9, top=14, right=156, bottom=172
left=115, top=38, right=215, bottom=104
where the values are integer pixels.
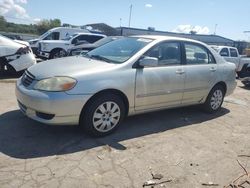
left=116, top=27, right=235, bottom=46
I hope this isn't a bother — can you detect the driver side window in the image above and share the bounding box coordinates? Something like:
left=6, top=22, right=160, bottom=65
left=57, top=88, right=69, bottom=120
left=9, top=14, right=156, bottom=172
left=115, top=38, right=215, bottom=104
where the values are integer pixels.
left=144, top=42, right=181, bottom=66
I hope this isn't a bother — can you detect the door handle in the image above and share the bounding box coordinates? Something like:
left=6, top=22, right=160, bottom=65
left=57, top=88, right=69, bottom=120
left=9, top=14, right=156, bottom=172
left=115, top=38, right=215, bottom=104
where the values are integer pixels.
left=176, top=69, right=185, bottom=74
left=210, top=67, right=217, bottom=72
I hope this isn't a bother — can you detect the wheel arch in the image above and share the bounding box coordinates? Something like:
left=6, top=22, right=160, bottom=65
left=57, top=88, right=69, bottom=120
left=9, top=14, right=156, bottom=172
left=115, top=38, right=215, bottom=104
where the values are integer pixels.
left=49, top=48, right=66, bottom=58
left=213, top=81, right=227, bottom=94
left=80, top=89, right=130, bottom=118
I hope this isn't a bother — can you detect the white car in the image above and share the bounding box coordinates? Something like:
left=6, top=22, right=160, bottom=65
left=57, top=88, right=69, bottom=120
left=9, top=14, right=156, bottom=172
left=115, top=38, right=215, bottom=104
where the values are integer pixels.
left=38, top=33, right=106, bottom=59
left=0, top=35, right=36, bottom=75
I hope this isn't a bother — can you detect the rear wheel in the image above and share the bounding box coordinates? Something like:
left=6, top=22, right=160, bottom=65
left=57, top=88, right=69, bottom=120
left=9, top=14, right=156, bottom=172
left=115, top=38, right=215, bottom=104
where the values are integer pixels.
left=80, top=93, right=126, bottom=137
left=203, top=85, right=225, bottom=113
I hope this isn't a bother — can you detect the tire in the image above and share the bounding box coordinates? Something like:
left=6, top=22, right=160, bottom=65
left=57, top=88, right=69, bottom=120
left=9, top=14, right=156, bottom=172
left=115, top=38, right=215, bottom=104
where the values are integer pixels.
left=203, top=85, right=225, bottom=113
left=0, top=57, right=7, bottom=77
left=80, top=93, right=126, bottom=137
left=49, top=49, right=67, bottom=59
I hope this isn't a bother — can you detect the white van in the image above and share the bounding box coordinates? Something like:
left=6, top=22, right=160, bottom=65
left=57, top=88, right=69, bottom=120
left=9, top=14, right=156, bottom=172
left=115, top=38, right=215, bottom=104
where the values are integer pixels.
left=29, top=27, right=90, bottom=54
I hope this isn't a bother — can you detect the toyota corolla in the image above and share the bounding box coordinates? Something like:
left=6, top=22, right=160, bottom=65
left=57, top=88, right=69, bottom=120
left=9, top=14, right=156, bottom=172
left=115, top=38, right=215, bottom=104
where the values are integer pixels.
left=16, top=36, right=237, bottom=136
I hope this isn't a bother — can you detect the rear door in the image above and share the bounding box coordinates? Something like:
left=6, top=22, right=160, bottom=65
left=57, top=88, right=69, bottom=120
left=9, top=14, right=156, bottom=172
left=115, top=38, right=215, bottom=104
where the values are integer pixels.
left=182, top=42, right=218, bottom=104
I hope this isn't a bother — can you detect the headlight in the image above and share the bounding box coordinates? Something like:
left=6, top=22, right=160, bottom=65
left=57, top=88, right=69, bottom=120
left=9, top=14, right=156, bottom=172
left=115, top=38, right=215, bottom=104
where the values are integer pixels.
left=34, top=77, right=77, bottom=92
left=16, top=46, right=30, bottom=55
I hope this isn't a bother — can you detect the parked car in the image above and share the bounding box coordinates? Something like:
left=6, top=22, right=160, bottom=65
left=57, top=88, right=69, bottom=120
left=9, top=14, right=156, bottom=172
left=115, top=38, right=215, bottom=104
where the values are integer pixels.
left=29, top=27, right=90, bottom=55
left=16, top=36, right=236, bottom=136
left=0, top=35, right=36, bottom=75
left=37, top=33, right=106, bottom=59
left=211, top=46, right=250, bottom=78
left=67, top=36, right=123, bottom=56
left=2, top=34, right=22, bottom=40
left=241, top=64, right=250, bottom=87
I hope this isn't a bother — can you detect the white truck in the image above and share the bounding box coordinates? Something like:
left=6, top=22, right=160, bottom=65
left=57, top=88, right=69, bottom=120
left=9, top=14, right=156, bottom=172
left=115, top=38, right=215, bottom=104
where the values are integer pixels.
left=211, top=46, right=250, bottom=78
left=29, top=27, right=90, bottom=55
left=37, top=33, right=106, bottom=59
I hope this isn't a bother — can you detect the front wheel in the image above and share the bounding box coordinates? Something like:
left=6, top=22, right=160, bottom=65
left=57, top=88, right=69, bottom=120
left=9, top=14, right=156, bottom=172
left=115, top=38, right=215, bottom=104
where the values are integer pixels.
left=80, top=93, right=126, bottom=137
left=203, top=85, right=225, bottom=113
left=50, top=49, right=67, bottom=59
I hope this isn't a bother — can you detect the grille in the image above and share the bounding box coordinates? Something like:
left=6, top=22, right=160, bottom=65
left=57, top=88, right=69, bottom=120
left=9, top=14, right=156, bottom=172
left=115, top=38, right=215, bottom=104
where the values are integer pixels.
left=21, top=71, right=35, bottom=87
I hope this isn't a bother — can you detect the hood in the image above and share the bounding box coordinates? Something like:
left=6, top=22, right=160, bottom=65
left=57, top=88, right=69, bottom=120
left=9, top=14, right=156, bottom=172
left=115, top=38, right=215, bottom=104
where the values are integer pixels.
left=28, top=56, right=116, bottom=80
left=0, top=35, right=25, bottom=56
left=14, top=40, right=30, bottom=47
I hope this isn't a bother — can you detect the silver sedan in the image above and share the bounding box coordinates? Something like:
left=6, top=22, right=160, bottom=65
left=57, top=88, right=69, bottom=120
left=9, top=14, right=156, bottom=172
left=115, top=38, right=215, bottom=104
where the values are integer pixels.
left=16, top=36, right=237, bottom=136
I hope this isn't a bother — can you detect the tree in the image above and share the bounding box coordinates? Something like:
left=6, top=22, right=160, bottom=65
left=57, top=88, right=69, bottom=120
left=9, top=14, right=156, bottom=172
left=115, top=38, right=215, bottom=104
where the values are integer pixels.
left=0, top=16, right=6, bottom=30
left=36, top=19, right=61, bottom=35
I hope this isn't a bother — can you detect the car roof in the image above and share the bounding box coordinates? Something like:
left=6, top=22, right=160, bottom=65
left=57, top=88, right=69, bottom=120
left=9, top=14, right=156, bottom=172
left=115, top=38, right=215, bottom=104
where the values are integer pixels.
left=131, top=35, right=205, bottom=44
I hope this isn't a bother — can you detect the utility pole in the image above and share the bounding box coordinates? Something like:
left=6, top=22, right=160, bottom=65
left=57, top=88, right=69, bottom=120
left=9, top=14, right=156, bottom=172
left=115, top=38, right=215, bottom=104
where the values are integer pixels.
left=120, top=18, right=122, bottom=27
left=128, top=4, right=132, bottom=27
left=214, top=24, right=218, bottom=35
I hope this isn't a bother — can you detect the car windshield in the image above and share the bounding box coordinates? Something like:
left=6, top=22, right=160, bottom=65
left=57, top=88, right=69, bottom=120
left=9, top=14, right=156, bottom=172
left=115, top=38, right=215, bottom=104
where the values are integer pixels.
left=93, top=37, right=119, bottom=47
left=84, top=37, right=153, bottom=64
left=40, top=31, right=50, bottom=39
left=62, top=34, right=78, bottom=41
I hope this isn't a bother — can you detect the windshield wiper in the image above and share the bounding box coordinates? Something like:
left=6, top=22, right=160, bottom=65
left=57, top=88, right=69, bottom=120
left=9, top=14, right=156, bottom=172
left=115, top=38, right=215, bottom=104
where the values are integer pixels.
left=89, top=55, right=112, bottom=63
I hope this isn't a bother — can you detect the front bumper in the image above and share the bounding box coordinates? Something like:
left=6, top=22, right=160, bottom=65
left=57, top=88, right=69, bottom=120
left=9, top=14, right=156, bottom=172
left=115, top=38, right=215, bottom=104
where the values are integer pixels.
left=37, top=50, right=50, bottom=59
left=15, top=78, right=92, bottom=125
left=8, top=52, right=36, bottom=72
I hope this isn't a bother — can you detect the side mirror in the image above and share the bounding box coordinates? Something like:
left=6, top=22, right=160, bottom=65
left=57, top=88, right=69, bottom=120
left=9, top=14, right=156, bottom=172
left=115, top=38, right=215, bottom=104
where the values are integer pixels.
left=139, top=56, right=158, bottom=67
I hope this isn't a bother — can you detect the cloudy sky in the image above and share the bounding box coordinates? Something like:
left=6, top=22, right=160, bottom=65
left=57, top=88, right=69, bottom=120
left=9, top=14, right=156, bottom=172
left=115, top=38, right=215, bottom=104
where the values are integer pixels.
left=0, top=0, right=250, bottom=41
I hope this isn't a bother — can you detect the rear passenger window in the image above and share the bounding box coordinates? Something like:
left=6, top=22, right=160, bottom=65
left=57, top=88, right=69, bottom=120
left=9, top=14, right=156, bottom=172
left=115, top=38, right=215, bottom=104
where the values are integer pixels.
left=230, top=48, right=238, bottom=57
left=184, top=44, right=209, bottom=64
left=145, top=42, right=181, bottom=66
left=220, top=48, right=229, bottom=57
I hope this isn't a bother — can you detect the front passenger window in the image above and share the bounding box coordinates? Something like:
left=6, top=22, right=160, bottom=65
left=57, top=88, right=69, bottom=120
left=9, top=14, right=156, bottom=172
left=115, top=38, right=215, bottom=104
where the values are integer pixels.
left=144, top=42, right=181, bottom=66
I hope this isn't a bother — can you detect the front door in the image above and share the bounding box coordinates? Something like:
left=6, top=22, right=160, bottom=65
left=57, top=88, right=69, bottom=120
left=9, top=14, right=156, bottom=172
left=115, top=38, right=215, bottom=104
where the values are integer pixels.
left=135, top=41, right=185, bottom=111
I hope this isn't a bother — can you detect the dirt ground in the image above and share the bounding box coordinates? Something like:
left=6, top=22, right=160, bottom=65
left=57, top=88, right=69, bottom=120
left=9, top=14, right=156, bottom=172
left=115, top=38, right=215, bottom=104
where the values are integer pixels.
left=0, top=80, right=249, bottom=188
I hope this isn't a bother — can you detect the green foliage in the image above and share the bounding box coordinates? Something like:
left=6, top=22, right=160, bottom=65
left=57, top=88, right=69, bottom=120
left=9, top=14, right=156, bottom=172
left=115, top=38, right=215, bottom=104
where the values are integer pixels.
left=36, top=19, right=61, bottom=35
left=0, top=18, right=61, bottom=35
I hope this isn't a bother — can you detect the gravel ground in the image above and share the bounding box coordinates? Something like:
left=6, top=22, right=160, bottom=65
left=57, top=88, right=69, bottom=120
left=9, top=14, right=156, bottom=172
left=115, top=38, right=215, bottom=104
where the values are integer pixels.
left=0, top=80, right=249, bottom=188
